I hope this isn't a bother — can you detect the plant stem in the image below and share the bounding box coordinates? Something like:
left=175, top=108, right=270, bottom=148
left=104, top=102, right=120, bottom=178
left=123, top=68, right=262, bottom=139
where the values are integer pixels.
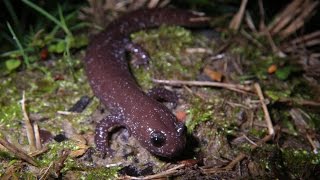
left=7, top=22, right=30, bottom=68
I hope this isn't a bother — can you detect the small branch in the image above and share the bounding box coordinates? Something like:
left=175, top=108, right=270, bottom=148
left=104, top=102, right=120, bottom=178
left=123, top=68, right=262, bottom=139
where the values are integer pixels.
left=229, top=0, right=248, bottom=31
left=281, top=31, right=320, bottom=52
left=277, top=98, right=320, bottom=107
left=267, top=0, right=318, bottom=39
left=202, top=134, right=273, bottom=174
left=1, top=163, right=24, bottom=180
left=242, top=134, right=258, bottom=146
left=33, top=123, right=42, bottom=149
left=258, top=0, right=285, bottom=56
left=0, top=136, right=38, bottom=166
left=185, top=48, right=213, bottom=54
left=29, top=146, right=49, bottom=157
left=224, top=134, right=273, bottom=170
left=21, top=91, right=36, bottom=151
left=53, top=149, right=71, bottom=178
left=152, top=79, right=253, bottom=93
left=306, top=134, right=319, bottom=154
left=254, top=83, right=274, bottom=135
left=268, top=0, right=304, bottom=35
left=39, top=149, right=71, bottom=179
left=147, top=0, right=160, bottom=8
left=39, top=162, right=54, bottom=180
left=122, top=164, right=185, bottom=180
left=57, top=111, right=80, bottom=115
left=245, top=11, right=257, bottom=33
left=280, top=1, right=319, bottom=38
left=258, top=0, right=266, bottom=32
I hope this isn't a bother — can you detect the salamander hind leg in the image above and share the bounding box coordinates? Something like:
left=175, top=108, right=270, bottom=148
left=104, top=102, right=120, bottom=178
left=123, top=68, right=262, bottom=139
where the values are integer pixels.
left=147, top=87, right=178, bottom=108
left=94, top=115, right=124, bottom=158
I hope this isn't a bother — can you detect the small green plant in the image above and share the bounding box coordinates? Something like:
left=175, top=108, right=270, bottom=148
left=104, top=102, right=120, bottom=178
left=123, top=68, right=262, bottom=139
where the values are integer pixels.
left=1, top=0, right=88, bottom=77
left=22, top=0, right=75, bottom=76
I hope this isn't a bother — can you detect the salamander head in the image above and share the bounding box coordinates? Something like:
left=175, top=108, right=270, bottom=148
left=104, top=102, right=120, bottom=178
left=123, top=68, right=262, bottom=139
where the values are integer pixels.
left=148, top=121, right=186, bottom=158
left=133, top=107, right=186, bottom=158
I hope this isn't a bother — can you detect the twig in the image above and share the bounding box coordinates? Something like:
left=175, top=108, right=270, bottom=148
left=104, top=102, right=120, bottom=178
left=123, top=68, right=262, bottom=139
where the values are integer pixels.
left=226, top=101, right=251, bottom=109
left=185, top=48, right=213, bottom=54
left=281, top=31, right=320, bottom=52
left=189, top=16, right=211, bottom=23
left=245, top=11, right=257, bottom=33
left=224, top=134, right=273, bottom=170
left=268, top=0, right=304, bottom=35
left=285, top=30, right=320, bottom=46
left=147, top=0, right=160, bottom=8
left=306, top=134, right=319, bottom=154
left=29, top=146, right=49, bottom=157
left=122, top=164, right=185, bottom=179
left=207, top=53, right=225, bottom=61
left=229, top=0, right=248, bottom=31
left=1, top=163, right=24, bottom=180
left=280, top=1, right=319, bottom=38
left=242, top=134, right=257, bottom=146
left=53, top=149, right=71, bottom=177
left=39, top=149, right=71, bottom=179
left=267, top=0, right=318, bottom=39
left=39, top=162, right=54, bottom=180
left=258, top=0, right=285, bottom=57
left=57, top=111, right=80, bottom=115
left=258, top=0, right=266, bottom=32
left=183, top=85, right=207, bottom=101
left=240, top=29, right=263, bottom=48
left=254, top=83, right=274, bottom=135
left=0, top=136, right=38, bottom=166
left=152, top=79, right=253, bottom=93
left=21, top=91, right=36, bottom=151
left=277, top=98, right=320, bottom=107
left=33, top=123, right=42, bottom=149
left=202, top=134, right=273, bottom=174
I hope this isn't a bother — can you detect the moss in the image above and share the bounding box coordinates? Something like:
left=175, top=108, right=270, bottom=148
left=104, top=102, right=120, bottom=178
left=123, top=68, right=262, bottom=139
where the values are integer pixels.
left=0, top=55, right=93, bottom=142
left=281, top=149, right=320, bottom=178
left=248, top=128, right=268, bottom=138
left=38, top=141, right=79, bottom=169
left=185, top=98, right=213, bottom=133
left=130, top=25, right=205, bottom=90
left=81, top=166, right=121, bottom=180
left=265, top=90, right=291, bottom=101
left=83, top=167, right=120, bottom=180
left=130, top=67, right=153, bottom=89
left=56, top=97, right=99, bottom=133
left=0, top=103, right=22, bottom=129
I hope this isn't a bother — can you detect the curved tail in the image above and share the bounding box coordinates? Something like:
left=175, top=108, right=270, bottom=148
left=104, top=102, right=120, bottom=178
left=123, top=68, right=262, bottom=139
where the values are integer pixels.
left=105, top=8, right=209, bottom=36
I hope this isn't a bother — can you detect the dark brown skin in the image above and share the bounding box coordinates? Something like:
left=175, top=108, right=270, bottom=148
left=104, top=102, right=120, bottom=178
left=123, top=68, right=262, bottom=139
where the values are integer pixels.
left=84, top=8, right=208, bottom=158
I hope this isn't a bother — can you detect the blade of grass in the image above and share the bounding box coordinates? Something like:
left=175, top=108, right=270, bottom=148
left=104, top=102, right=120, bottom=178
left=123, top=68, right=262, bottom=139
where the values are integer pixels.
left=21, top=0, right=71, bottom=36
left=58, top=4, right=71, bottom=36
left=7, top=22, right=30, bottom=68
left=21, top=0, right=76, bottom=80
left=58, top=4, right=75, bottom=80
left=4, top=0, right=21, bottom=36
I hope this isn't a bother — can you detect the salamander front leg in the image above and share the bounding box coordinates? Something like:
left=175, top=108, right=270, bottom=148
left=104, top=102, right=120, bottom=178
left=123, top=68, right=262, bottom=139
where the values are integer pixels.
left=94, top=115, right=124, bottom=158
left=125, top=42, right=150, bottom=66
left=147, top=87, right=178, bottom=108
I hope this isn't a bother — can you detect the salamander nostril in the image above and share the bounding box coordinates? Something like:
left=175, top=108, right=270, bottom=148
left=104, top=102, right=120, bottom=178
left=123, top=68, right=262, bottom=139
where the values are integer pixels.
left=150, top=131, right=166, bottom=147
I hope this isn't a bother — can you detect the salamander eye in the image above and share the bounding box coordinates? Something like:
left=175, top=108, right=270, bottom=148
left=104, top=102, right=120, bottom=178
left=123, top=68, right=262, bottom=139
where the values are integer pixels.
left=150, top=131, right=166, bottom=147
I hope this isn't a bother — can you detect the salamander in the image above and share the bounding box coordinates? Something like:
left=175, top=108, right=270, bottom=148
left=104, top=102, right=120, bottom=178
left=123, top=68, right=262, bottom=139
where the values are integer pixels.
left=84, top=8, right=208, bottom=158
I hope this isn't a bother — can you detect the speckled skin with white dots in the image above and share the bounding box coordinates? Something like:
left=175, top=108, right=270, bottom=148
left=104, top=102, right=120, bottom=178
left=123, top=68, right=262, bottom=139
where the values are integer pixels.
left=84, top=8, right=207, bottom=158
